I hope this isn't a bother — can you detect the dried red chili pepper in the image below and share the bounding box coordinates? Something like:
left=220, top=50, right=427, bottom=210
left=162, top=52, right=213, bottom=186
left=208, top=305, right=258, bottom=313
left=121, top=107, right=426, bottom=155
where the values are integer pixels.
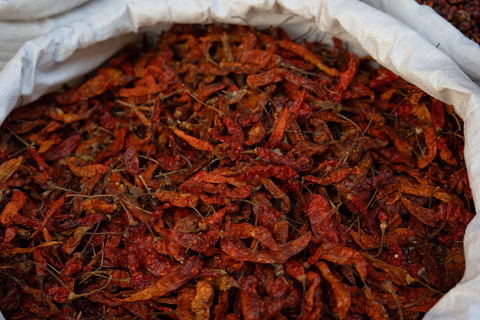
left=278, top=40, right=340, bottom=76
left=0, top=190, right=26, bottom=226
left=173, top=128, right=214, bottom=151
left=298, top=271, right=322, bottom=320
left=264, top=107, right=289, bottom=149
left=191, top=280, right=215, bottom=320
left=305, top=193, right=340, bottom=244
left=316, top=261, right=351, bottom=319
left=177, top=288, right=196, bottom=320
left=220, top=231, right=311, bottom=264
left=123, top=255, right=203, bottom=302
left=156, top=189, right=199, bottom=208
left=0, top=156, right=23, bottom=183
left=41, top=134, right=81, bottom=161
left=29, top=195, right=66, bottom=239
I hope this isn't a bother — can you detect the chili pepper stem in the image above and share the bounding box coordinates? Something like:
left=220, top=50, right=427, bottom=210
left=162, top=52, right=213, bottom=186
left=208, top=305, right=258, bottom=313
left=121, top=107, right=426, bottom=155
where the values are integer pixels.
left=372, top=220, right=388, bottom=258
left=118, top=199, right=139, bottom=226
left=68, top=275, right=113, bottom=301
left=192, top=206, right=224, bottom=238
left=31, top=262, right=68, bottom=289
left=381, top=280, right=403, bottom=320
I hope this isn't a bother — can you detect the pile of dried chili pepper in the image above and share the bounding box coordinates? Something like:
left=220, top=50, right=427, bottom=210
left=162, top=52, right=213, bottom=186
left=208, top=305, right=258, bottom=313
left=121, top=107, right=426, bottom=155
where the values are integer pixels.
left=0, top=24, right=474, bottom=320
left=416, top=0, right=480, bottom=44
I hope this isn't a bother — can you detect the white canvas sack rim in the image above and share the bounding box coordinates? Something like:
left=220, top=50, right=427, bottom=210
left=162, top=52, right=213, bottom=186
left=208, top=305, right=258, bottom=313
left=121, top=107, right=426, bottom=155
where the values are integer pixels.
left=0, top=0, right=90, bottom=21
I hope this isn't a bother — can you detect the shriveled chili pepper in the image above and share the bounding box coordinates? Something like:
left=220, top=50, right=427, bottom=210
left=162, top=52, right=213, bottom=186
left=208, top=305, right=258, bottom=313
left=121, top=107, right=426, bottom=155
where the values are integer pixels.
left=0, top=190, right=26, bottom=226
left=173, top=127, right=214, bottom=152
left=123, top=255, right=203, bottom=302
